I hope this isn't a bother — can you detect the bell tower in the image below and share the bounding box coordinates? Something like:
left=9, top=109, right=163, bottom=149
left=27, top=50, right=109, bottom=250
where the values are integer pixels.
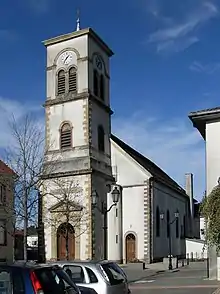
left=42, top=27, right=114, bottom=260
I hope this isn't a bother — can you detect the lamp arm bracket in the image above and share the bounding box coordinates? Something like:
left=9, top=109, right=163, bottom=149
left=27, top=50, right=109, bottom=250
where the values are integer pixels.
left=106, top=203, right=116, bottom=213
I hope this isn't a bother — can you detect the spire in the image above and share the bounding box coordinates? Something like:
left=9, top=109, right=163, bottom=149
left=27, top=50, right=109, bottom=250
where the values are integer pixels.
left=76, top=9, right=80, bottom=31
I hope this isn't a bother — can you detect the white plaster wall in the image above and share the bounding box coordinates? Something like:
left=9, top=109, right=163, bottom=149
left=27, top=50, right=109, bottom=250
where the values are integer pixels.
left=153, top=181, right=188, bottom=259
left=91, top=103, right=111, bottom=157
left=47, top=99, right=86, bottom=152
left=111, top=140, right=151, bottom=186
left=88, top=36, right=110, bottom=106
left=46, top=34, right=89, bottom=100
left=108, top=141, right=151, bottom=261
left=107, top=187, right=122, bottom=262
left=186, top=239, right=207, bottom=259
left=43, top=174, right=90, bottom=260
left=206, top=121, right=220, bottom=194
left=122, top=186, right=145, bottom=261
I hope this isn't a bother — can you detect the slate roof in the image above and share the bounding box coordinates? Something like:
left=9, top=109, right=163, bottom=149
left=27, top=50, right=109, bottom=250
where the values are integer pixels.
left=189, top=106, right=220, bottom=117
left=111, top=134, right=187, bottom=196
left=0, top=159, right=15, bottom=175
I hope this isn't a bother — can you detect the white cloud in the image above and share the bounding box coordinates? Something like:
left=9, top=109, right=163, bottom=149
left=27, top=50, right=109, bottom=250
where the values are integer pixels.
left=148, top=1, right=218, bottom=53
left=112, top=112, right=205, bottom=200
left=0, top=97, right=42, bottom=148
left=189, top=61, right=220, bottom=74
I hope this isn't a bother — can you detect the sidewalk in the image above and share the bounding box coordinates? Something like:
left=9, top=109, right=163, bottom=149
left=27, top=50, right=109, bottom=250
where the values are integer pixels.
left=120, top=261, right=206, bottom=283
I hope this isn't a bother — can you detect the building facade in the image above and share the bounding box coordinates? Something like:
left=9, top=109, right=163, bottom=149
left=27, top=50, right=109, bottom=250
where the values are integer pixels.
left=42, top=27, right=116, bottom=261
left=107, top=135, right=194, bottom=263
left=189, top=107, right=220, bottom=279
left=41, top=25, right=196, bottom=263
left=0, top=160, right=15, bottom=262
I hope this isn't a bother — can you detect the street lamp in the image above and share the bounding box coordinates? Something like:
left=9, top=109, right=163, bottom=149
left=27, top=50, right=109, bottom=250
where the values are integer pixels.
left=91, top=187, right=120, bottom=260
left=160, top=210, right=179, bottom=270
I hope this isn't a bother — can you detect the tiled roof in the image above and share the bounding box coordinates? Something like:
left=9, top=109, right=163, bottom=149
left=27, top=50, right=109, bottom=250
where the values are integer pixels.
left=111, top=134, right=186, bottom=196
left=0, top=160, right=15, bottom=175
left=189, top=106, right=220, bottom=116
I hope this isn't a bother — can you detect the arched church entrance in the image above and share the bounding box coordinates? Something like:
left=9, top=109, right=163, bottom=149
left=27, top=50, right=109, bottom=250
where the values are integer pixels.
left=125, top=233, right=136, bottom=262
left=57, top=223, right=75, bottom=260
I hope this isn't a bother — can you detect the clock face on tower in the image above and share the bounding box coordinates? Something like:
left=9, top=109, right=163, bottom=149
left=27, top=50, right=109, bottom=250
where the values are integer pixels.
left=95, top=55, right=102, bottom=70
left=61, top=51, right=73, bottom=65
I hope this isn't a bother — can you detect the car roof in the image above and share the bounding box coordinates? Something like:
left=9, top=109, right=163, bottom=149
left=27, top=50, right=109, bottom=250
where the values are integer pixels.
left=48, top=260, right=114, bottom=266
left=0, top=261, right=61, bottom=270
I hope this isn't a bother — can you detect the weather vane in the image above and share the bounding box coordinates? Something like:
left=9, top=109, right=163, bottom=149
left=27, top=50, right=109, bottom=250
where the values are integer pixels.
left=76, top=8, right=80, bottom=31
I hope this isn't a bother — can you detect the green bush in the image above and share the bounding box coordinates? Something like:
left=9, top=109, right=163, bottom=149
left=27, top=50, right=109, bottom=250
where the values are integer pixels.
left=200, top=185, right=220, bottom=251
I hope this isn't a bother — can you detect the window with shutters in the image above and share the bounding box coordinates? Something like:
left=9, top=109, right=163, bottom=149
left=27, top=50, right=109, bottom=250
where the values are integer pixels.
left=98, top=125, right=105, bottom=152
left=100, top=75, right=105, bottom=100
left=0, top=185, right=6, bottom=205
left=68, top=67, right=77, bottom=93
left=93, top=69, right=99, bottom=97
left=60, top=123, right=72, bottom=149
left=57, top=70, right=66, bottom=95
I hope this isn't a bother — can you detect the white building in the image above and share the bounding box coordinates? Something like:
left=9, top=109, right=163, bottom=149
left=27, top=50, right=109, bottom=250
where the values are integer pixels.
left=41, top=24, right=196, bottom=263
left=27, top=235, right=38, bottom=248
left=189, top=107, right=220, bottom=279
left=107, top=135, right=195, bottom=263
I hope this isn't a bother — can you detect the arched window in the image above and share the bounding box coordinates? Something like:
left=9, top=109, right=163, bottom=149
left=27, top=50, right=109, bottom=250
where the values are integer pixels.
left=68, top=67, right=77, bottom=93
left=167, top=210, right=170, bottom=238
left=98, top=125, right=105, bottom=152
left=156, top=206, right=160, bottom=237
left=176, top=210, right=179, bottom=238
left=57, top=70, right=66, bottom=95
left=93, top=70, right=99, bottom=97
left=60, top=123, right=72, bottom=149
left=100, top=75, right=105, bottom=101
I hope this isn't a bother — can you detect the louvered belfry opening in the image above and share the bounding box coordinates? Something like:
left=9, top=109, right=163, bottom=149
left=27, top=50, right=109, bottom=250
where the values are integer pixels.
left=93, top=69, right=99, bottom=97
left=57, top=70, right=66, bottom=95
left=69, top=67, right=77, bottom=93
left=98, top=125, right=105, bottom=152
left=60, top=123, right=72, bottom=149
left=100, top=74, right=105, bottom=100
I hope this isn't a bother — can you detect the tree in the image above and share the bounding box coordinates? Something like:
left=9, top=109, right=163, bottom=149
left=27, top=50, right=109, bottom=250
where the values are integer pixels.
left=200, top=184, right=220, bottom=251
left=3, top=114, right=55, bottom=261
left=43, top=176, right=88, bottom=260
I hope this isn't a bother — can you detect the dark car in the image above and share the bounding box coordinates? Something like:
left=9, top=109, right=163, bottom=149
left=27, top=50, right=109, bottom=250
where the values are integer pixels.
left=0, top=262, right=80, bottom=294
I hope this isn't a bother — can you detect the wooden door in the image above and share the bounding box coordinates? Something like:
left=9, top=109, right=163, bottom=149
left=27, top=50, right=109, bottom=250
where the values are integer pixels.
left=57, top=223, right=75, bottom=260
left=126, top=234, right=136, bottom=262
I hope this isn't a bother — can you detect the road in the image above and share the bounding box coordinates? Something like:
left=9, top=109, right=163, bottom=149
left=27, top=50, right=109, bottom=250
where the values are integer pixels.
left=124, top=262, right=220, bottom=294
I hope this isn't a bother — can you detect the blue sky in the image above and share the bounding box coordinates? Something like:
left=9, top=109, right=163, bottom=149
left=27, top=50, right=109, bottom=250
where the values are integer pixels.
left=1, top=0, right=220, bottom=199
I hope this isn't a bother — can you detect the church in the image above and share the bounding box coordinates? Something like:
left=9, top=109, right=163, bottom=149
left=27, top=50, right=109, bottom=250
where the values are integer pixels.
left=41, top=23, right=196, bottom=264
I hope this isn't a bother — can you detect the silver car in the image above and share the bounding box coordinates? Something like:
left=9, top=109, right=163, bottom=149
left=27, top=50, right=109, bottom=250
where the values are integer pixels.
left=48, top=260, right=130, bottom=294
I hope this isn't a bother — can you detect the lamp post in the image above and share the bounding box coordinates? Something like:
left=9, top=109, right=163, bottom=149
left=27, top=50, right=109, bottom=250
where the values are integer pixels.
left=160, top=210, right=179, bottom=270
left=91, top=187, right=120, bottom=260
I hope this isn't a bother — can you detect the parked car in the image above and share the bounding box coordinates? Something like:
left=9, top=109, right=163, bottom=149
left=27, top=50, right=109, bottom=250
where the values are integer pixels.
left=0, top=262, right=81, bottom=294
left=48, top=260, right=131, bottom=294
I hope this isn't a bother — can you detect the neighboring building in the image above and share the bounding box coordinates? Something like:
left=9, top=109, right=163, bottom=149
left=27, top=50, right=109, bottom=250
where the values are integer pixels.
left=189, top=107, right=220, bottom=279
left=41, top=24, right=198, bottom=262
left=107, top=135, right=195, bottom=263
left=0, top=159, right=16, bottom=262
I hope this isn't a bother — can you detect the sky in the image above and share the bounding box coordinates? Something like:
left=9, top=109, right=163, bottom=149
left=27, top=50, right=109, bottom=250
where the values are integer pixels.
left=1, top=0, right=220, bottom=200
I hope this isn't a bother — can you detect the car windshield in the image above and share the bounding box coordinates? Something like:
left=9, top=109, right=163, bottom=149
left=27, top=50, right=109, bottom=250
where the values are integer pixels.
left=100, top=262, right=125, bottom=285
left=34, top=267, right=79, bottom=294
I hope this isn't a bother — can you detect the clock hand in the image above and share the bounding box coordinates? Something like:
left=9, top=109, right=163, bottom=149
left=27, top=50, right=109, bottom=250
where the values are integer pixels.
left=64, top=56, right=69, bottom=63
